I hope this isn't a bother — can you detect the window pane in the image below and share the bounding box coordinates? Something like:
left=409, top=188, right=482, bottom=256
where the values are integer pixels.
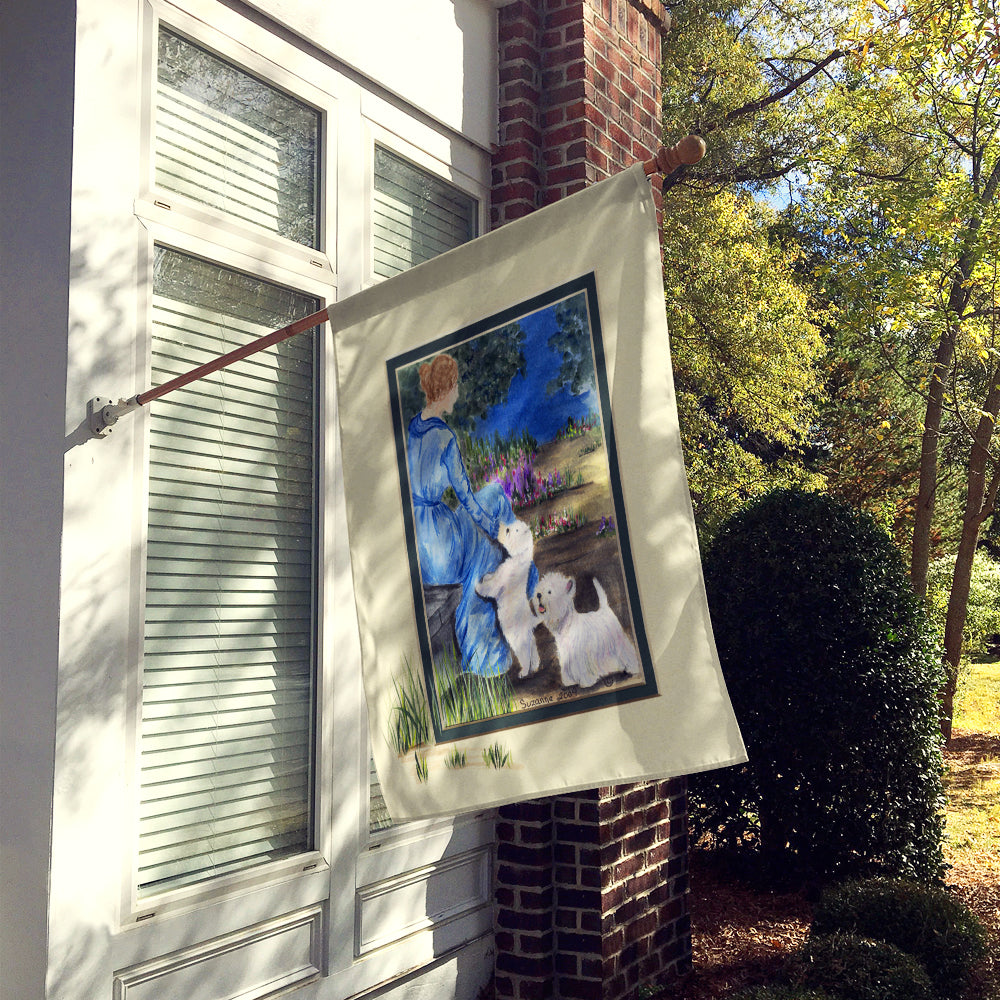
left=156, top=28, right=320, bottom=248
left=373, top=146, right=477, bottom=279
left=139, top=247, right=318, bottom=895
left=369, top=150, right=478, bottom=832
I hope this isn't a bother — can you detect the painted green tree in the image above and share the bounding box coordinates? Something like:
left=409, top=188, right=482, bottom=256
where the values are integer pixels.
left=396, top=322, right=526, bottom=431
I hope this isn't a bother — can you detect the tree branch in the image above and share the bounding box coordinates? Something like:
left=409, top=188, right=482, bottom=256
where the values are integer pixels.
left=702, top=49, right=848, bottom=133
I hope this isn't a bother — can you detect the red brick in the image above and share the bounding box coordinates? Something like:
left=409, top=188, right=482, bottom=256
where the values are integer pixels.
left=626, top=869, right=658, bottom=896
left=556, top=952, right=579, bottom=976
left=498, top=863, right=552, bottom=888
left=602, top=882, right=625, bottom=909
left=624, top=828, right=656, bottom=855
left=546, top=1, right=588, bottom=29
left=501, top=120, right=543, bottom=145
left=559, top=979, right=603, bottom=1000
left=499, top=842, right=551, bottom=867
left=499, top=100, right=541, bottom=125
left=519, top=979, right=555, bottom=1000
left=549, top=79, right=592, bottom=109
left=540, top=28, right=565, bottom=49
left=498, top=0, right=540, bottom=28
left=496, top=952, right=551, bottom=978
left=625, top=911, right=657, bottom=944
left=502, top=40, right=538, bottom=63
left=492, top=7, right=689, bottom=986
left=543, top=106, right=567, bottom=129
left=613, top=895, right=640, bottom=926
left=543, top=66, right=566, bottom=88
left=557, top=931, right=602, bottom=954
left=521, top=887, right=554, bottom=910
left=520, top=931, right=555, bottom=955
left=499, top=907, right=552, bottom=932
left=554, top=864, right=580, bottom=884
left=503, top=80, right=541, bottom=104
left=542, top=39, right=586, bottom=68
left=609, top=120, right=632, bottom=149
left=646, top=842, right=671, bottom=867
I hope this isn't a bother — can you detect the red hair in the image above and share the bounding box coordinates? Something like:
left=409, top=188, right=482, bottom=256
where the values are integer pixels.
left=419, top=354, right=459, bottom=404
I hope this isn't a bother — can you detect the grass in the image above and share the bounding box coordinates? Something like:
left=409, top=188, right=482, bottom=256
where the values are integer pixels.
left=944, top=658, right=1000, bottom=875
left=943, top=658, right=1000, bottom=1000
left=955, top=659, right=1000, bottom=735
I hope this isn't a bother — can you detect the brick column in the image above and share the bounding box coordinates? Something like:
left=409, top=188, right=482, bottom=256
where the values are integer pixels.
left=492, top=0, right=668, bottom=227
left=491, top=3, right=689, bottom=998
left=494, top=781, right=690, bottom=1000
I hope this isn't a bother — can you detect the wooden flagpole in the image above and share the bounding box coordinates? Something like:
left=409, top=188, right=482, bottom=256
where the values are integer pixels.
left=88, top=135, right=705, bottom=437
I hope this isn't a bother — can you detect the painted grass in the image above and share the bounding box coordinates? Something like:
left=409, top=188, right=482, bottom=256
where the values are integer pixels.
left=414, top=751, right=429, bottom=783
left=483, top=742, right=513, bottom=769
left=432, top=643, right=515, bottom=727
left=945, top=660, right=1000, bottom=869
left=388, top=658, right=430, bottom=755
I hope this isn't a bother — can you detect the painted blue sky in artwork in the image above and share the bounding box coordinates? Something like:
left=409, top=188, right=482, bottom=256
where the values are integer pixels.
left=472, top=301, right=597, bottom=446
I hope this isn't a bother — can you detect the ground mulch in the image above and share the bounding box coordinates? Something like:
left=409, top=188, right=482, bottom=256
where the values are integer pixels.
left=656, top=735, right=1000, bottom=1000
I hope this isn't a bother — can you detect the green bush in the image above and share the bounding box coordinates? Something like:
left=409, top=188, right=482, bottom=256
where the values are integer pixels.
left=691, top=489, right=946, bottom=882
left=811, top=878, right=988, bottom=998
left=792, top=933, right=934, bottom=1000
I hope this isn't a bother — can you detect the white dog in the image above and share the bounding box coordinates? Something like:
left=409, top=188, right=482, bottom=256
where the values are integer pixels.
left=533, top=572, right=640, bottom=688
left=476, top=519, right=540, bottom=678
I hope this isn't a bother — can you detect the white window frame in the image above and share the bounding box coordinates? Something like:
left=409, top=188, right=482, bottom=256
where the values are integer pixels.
left=123, top=0, right=340, bottom=930
left=111, top=1, right=498, bottom=991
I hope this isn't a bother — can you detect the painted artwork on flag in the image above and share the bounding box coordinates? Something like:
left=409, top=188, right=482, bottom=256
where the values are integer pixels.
left=332, top=165, right=746, bottom=822
left=387, top=275, right=657, bottom=746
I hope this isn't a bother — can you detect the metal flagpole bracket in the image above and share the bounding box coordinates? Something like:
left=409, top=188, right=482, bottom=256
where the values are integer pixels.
left=88, top=395, right=141, bottom=438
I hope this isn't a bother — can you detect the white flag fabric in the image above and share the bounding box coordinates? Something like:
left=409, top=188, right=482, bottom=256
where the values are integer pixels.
left=332, top=165, right=746, bottom=822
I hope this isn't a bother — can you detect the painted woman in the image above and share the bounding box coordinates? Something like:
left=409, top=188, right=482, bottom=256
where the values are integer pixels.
left=407, top=353, right=515, bottom=677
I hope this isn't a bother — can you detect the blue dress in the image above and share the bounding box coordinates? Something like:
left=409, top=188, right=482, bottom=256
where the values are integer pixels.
left=407, top=413, right=514, bottom=677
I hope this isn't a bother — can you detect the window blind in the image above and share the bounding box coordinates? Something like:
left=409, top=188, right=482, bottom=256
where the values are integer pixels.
left=372, top=146, right=477, bottom=279
left=368, top=149, right=479, bottom=833
left=138, top=248, right=319, bottom=895
left=156, top=28, right=320, bottom=248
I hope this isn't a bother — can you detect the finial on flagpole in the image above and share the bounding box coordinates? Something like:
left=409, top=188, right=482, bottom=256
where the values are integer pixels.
left=643, top=135, right=706, bottom=177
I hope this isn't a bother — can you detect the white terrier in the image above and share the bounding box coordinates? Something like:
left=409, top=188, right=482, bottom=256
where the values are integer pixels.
left=533, top=572, right=640, bottom=688
left=476, top=519, right=540, bottom=678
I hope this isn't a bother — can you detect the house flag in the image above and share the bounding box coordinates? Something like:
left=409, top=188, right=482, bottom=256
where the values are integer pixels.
left=331, top=164, right=746, bottom=822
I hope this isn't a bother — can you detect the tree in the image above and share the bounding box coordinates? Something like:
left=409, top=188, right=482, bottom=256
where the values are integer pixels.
left=661, top=0, right=854, bottom=195
left=659, top=2, right=840, bottom=538
left=799, top=0, right=1000, bottom=736
left=663, top=188, right=826, bottom=538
